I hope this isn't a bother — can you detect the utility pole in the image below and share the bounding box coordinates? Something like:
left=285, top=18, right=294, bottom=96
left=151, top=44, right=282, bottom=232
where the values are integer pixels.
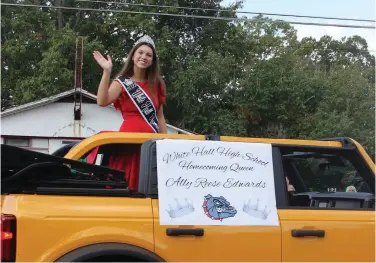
left=73, top=36, right=83, bottom=137
left=54, top=0, right=64, bottom=29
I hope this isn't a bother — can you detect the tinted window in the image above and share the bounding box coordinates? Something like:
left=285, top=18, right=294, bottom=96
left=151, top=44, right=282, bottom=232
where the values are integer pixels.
left=283, top=151, right=373, bottom=194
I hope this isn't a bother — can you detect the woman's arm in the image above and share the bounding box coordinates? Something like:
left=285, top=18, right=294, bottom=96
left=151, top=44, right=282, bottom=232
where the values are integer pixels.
left=93, top=51, right=122, bottom=107
left=96, top=69, right=122, bottom=107
left=157, top=105, right=167, bottom=133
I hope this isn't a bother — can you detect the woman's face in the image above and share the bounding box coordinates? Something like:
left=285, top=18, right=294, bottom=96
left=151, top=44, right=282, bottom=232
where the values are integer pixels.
left=132, top=44, right=153, bottom=69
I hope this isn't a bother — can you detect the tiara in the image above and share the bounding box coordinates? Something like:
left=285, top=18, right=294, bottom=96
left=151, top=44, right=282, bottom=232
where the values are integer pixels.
left=134, top=35, right=156, bottom=50
left=242, top=199, right=271, bottom=220
left=166, top=198, right=195, bottom=219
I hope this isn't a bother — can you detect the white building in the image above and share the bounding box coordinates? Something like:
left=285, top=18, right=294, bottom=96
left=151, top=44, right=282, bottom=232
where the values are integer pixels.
left=1, top=89, right=194, bottom=154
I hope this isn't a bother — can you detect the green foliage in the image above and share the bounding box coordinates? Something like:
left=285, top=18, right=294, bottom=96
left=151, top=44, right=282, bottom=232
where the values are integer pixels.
left=1, top=0, right=375, bottom=156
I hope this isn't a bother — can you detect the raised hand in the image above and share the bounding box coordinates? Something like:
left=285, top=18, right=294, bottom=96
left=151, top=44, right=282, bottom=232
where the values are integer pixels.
left=93, top=50, right=112, bottom=71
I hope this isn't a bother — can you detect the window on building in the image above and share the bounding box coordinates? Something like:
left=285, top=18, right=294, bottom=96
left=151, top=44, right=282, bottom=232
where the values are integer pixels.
left=4, top=138, right=30, bottom=147
left=3, top=137, right=49, bottom=154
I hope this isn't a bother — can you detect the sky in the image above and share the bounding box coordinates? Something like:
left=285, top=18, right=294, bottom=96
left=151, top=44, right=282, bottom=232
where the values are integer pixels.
left=222, top=0, right=376, bottom=55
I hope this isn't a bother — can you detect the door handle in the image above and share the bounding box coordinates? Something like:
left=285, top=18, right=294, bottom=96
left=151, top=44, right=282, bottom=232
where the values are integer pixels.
left=166, top=228, right=204, bottom=237
left=291, top=229, right=325, bottom=238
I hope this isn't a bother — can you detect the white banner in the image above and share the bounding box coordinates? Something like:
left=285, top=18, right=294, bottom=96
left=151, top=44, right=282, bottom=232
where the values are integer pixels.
left=156, top=139, right=279, bottom=226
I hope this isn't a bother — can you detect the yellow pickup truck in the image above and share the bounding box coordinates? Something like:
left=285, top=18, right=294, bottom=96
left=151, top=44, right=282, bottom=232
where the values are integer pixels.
left=1, top=132, right=375, bottom=262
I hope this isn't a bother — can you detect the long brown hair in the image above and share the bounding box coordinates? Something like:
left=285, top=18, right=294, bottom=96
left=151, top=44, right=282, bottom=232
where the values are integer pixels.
left=117, top=42, right=164, bottom=95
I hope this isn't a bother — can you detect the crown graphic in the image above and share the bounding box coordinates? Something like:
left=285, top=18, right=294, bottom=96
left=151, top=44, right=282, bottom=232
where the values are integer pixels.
left=242, top=199, right=271, bottom=220
left=166, top=198, right=195, bottom=219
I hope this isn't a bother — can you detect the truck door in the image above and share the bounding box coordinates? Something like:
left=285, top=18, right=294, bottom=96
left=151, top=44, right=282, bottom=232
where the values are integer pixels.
left=143, top=141, right=284, bottom=262
left=277, top=145, right=375, bottom=262
left=151, top=200, right=281, bottom=262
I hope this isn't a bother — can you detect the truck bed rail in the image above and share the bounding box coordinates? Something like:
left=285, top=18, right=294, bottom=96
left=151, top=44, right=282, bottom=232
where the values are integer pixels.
left=1, top=145, right=140, bottom=196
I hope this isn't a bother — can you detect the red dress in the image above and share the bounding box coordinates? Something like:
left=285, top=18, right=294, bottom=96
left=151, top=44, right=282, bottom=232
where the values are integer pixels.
left=88, top=80, right=166, bottom=191
left=114, top=80, right=166, bottom=132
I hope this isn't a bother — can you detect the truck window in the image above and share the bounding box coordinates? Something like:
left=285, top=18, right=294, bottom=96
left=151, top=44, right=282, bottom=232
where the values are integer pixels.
left=280, top=147, right=375, bottom=209
left=288, top=154, right=372, bottom=193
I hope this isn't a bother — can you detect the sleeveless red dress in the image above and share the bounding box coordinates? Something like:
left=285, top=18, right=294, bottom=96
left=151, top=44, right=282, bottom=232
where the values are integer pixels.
left=88, top=80, right=166, bottom=191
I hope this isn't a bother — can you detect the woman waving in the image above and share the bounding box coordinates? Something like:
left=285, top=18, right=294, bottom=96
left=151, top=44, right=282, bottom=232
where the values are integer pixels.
left=93, top=35, right=167, bottom=133
left=91, top=35, right=167, bottom=191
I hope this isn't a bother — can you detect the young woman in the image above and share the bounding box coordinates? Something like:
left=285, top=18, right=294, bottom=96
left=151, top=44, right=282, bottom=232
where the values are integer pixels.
left=91, top=35, right=167, bottom=191
left=93, top=35, right=167, bottom=133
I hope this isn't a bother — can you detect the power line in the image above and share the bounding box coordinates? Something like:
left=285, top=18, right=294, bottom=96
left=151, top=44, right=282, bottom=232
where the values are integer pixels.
left=268, top=45, right=375, bottom=54
left=2, top=2, right=375, bottom=29
left=76, top=0, right=376, bottom=23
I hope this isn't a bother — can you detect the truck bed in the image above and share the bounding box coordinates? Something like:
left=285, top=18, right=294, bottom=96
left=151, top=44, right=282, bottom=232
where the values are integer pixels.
left=1, top=144, right=133, bottom=197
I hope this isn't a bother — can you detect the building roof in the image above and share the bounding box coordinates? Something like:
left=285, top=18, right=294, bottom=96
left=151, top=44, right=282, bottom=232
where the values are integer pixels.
left=1, top=89, right=197, bottom=135
left=1, top=89, right=99, bottom=117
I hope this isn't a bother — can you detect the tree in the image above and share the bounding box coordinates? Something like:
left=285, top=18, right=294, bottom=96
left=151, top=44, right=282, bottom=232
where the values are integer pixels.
left=1, top=0, right=374, bottom=156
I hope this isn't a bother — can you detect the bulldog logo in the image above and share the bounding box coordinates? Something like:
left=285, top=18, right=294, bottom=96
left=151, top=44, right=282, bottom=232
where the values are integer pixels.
left=202, top=194, right=237, bottom=221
